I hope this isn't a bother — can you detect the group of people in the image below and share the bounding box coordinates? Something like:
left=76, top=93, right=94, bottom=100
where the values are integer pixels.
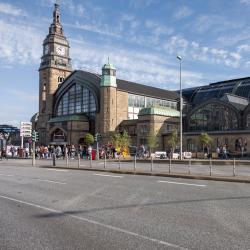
left=216, top=145, right=229, bottom=159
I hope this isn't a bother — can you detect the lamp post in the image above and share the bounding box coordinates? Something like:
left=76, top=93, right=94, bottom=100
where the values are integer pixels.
left=177, top=55, right=183, bottom=160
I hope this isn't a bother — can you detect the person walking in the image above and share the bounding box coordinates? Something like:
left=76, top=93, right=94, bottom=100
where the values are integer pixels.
left=87, top=145, right=92, bottom=160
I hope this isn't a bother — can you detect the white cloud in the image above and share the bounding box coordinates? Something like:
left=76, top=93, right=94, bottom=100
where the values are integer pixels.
left=174, top=6, right=193, bottom=20
left=65, top=21, right=121, bottom=38
left=240, top=0, right=250, bottom=4
left=0, top=19, right=42, bottom=65
left=0, top=2, right=27, bottom=16
left=70, top=38, right=203, bottom=89
left=129, top=0, right=159, bottom=8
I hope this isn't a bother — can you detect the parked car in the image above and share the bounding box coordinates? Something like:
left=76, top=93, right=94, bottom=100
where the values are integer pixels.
left=154, top=151, right=167, bottom=159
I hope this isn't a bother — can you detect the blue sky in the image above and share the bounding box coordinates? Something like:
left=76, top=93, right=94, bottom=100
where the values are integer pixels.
left=1, top=0, right=250, bottom=127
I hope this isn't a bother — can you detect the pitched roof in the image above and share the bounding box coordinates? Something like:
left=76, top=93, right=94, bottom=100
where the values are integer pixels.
left=117, top=79, right=179, bottom=101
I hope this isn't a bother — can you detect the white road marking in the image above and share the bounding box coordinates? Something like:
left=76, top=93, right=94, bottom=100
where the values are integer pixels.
left=157, top=180, right=206, bottom=187
left=46, top=169, right=69, bottom=172
left=0, top=194, right=188, bottom=250
left=34, top=178, right=66, bottom=185
left=93, top=173, right=123, bottom=178
left=0, top=174, right=14, bottom=177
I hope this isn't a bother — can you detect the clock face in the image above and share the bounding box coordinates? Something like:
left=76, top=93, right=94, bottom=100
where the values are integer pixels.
left=45, top=45, right=49, bottom=54
left=56, top=45, right=65, bottom=56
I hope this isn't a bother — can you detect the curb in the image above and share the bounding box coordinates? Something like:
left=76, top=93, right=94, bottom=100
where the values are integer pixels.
left=39, top=165, right=250, bottom=184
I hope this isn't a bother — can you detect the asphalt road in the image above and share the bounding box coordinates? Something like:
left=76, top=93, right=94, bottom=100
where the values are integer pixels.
left=0, top=163, right=249, bottom=250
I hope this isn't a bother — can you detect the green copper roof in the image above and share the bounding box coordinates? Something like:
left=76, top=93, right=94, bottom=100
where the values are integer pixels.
left=102, top=63, right=116, bottom=70
left=48, top=114, right=88, bottom=123
left=138, top=107, right=180, bottom=117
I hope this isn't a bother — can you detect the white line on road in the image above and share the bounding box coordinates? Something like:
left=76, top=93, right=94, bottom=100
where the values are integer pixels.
left=157, top=180, right=206, bottom=187
left=0, top=174, right=14, bottom=177
left=34, top=178, right=66, bottom=185
left=0, top=194, right=188, bottom=250
left=46, top=169, right=69, bottom=172
left=93, top=173, right=123, bottom=178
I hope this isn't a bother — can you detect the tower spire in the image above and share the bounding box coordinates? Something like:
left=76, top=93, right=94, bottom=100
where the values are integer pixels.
left=53, top=0, right=61, bottom=24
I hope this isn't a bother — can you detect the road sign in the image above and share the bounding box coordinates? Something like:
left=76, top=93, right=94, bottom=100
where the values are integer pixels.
left=20, top=122, right=32, bottom=137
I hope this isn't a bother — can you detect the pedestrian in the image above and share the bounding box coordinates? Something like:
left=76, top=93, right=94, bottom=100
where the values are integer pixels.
left=87, top=145, right=92, bottom=160
left=222, top=145, right=227, bottom=159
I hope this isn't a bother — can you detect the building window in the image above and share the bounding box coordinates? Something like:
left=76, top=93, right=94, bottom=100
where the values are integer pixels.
left=166, top=124, right=173, bottom=132
left=56, top=84, right=97, bottom=117
left=188, top=103, right=238, bottom=131
left=127, top=94, right=177, bottom=120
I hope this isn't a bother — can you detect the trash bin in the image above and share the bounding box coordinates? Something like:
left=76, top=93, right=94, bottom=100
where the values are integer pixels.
left=92, top=149, right=96, bottom=160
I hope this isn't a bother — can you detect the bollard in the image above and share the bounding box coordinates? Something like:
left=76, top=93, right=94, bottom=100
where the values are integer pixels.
left=66, top=156, right=69, bottom=167
left=209, top=158, right=212, bottom=176
left=53, top=153, right=56, bottom=167
left=32, top=142, right=36, bottom=167
left=233, top=158, right=236, bottom=177
left=78, top=153, right=80, bottom=168
left=90, top=155, right=92, bottom=168
left=151, top=156, right=153, bottom=172
left=118, top=157, right=121, bottom=170
left=104, top=154, right=106, bottom=169
left=169, top=157, right=171, bottom=173
left=188, top=159, right=191, bottom=174
left=134, top=155, right=136, bottom=172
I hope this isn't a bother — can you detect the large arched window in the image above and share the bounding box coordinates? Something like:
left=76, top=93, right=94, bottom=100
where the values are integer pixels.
left=188, top=102, right=238, bottom=131
left=56, top=84, right=97, bottom=117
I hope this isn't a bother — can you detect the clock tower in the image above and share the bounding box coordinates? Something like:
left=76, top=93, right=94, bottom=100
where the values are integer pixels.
left=37, top=2, right=72, bottom=144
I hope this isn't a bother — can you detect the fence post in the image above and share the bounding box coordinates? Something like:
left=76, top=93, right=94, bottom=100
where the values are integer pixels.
left=118, top=156, right=121, bottom=170
left=32, top=141, right=36, bottom=167
left=52, top=153, right=56, bottom=167
left=209, top=158, right=212, bottom=176
left=169, top=157, right=171, bottom=173
left=78, top=153, right=80, bottom=168
left=104, top=154, right=106, bottom=169
left=233, top=158, right=236, bottom=177
left=134, top=155, right=136, bottom=172
left=151, top=156, right=153, bottom=172
left=188, top=159, right=191, bottom=174
left=66, top=155, right=69, bottom=167
left=90, top=154, right=92, bottom=168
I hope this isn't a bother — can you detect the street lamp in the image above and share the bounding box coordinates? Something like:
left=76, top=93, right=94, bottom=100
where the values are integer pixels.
left=177, top=55, right=183, bottom=160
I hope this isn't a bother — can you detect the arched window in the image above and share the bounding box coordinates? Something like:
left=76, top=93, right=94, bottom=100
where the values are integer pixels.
left=246, top=113, right=250, bottom=128
left=56, top=84, right=97, bottom=117
left=51, top=128, right=66, bottom=143
left=188, top=102, right=238, bottom=131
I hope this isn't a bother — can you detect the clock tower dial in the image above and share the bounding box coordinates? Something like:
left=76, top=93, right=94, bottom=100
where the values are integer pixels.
left=56, top=45, right=65, bottom=56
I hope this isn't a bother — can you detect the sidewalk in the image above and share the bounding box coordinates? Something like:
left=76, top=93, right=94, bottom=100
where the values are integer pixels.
left=1, top=158, right=250, bottom=183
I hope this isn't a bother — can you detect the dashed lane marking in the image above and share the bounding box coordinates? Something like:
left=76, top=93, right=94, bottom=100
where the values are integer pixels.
left=34, top=178, right=66, bottom=185
left=157, top=180, right=206, bottom=187
left=93, top=173, right=123, bottom=178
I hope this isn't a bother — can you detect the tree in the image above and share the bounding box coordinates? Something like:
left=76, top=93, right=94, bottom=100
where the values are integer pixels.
left=147, top=131, right=159, bottom=154
left=199, top=133, right=213, bottom=153
left=168, top=129, right=179, bottom=152
left=111, top=130, right=131, bottom=149
left=84, top=133, right=94, bottom=145
left=119, top=130, right=130, bottom=149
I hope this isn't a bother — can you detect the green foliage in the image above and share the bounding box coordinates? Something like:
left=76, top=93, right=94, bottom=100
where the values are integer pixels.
left=199, top=132, right=213, bottom=152
left=112, top=130, right=131, bottom=148
left=84, top=133, right=94, bottom=145
left=168, top=129, right=179, bottom=150
left=147, top=131, right=159, bottom=153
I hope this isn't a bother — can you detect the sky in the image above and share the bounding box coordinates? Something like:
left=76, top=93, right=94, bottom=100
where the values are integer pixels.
left=1, top=0, right=250, bottom=127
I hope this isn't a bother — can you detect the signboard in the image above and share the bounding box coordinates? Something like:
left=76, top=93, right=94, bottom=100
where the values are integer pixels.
left=20, top=122, right=32, bottom=137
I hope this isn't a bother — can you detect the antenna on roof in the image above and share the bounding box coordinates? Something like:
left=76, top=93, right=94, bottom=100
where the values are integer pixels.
left=56, top=0, right=60, bottom=6
left=108, top=56, right=110, bottom=64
